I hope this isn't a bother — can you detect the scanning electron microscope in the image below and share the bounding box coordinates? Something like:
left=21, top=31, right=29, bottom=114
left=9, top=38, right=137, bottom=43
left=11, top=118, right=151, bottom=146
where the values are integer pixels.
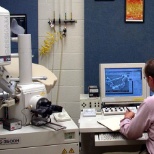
left=0, top=6, right=79, bottom=154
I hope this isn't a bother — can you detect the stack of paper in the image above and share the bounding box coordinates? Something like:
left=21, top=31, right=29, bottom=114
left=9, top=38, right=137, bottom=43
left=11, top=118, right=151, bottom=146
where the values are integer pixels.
left=97, top=116, right=123, bottom=131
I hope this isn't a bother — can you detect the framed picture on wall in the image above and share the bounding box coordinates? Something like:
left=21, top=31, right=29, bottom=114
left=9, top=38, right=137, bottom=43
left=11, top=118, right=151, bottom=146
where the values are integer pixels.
left=125, top=0, right=144, bottom=23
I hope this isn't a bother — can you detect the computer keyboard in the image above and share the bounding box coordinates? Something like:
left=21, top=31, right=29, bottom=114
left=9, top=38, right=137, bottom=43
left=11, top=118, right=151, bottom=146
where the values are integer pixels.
left=95, top=132, right=148, bottom=146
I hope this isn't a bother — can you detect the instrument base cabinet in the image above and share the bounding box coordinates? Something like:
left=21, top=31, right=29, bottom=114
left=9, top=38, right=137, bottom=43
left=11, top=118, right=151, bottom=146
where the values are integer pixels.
left=0, top=111, right=79, bottom=154
left=0, top=143, right=79, bottom=154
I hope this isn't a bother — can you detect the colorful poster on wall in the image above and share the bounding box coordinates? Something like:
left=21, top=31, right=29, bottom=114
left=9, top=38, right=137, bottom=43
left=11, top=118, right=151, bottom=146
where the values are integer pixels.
left=125, top=0, right=144, bottom=22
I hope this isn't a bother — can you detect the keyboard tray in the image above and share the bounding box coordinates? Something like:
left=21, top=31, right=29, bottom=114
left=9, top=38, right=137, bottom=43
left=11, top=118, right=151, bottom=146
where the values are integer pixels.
left=95, top=132, right=148, bottom=146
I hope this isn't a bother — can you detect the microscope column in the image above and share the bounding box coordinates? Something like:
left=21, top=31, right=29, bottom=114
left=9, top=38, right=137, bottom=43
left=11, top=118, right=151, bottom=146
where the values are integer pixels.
left=18, top=34, right=32, bottom=85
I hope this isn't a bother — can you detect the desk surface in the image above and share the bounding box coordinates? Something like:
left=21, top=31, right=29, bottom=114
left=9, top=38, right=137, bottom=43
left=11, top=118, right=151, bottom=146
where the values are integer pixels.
left=79, top=112, right=123, bottom=133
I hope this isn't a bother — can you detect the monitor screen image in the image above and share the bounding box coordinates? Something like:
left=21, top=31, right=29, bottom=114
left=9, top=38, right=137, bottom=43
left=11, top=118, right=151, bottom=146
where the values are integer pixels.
left=99, top=63, right=147, bottom=103
left=105, top=68, right=142, bottom=97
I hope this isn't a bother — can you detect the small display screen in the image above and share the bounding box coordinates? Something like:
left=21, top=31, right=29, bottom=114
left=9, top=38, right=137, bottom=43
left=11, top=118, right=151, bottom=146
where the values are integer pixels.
left=104, top=68, right=142, bottom=97
left=10, top=14, right=27, bottom=37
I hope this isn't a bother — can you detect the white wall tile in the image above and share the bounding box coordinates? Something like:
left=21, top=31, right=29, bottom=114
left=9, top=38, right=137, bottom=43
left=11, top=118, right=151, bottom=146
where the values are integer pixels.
left=53, top=70, right=84, bottom=86
left=63, top=36, right=84, bottom=53
left=73, top=0, right=83, bottom=3
left=51, top=86, right=84, bottom=103
left=38, top=20, right=52, bottom=36
left=38, top=0, right=47, bottom=4
left=38, top=0, right=84, bottom=123
left=65, top=20, right=84, bottom=36
left=38, top=3, right=53, bottom=20
left=46, top=0, right=52, bottom=3
left=38, top=36, right=45, bottom=49
left=38, top=53, right=50, bottom=68
left=72, top=3, right=84, bottom=20
left=39, top=36, right=84, bottom=54
left=48, top=53, right=84, bottom=70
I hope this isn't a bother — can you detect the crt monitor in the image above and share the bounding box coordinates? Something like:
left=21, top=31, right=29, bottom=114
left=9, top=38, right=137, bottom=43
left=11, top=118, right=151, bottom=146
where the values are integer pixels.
left=151, top=91, right=154, bottom=96
left=147, top=89, right=154, bottom=96
left=99, top=63, right=147, bottom=103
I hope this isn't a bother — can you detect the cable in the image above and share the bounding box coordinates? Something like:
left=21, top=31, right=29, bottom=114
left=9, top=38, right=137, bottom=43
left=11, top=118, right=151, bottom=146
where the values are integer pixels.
left=39, top=31, right=63, bottom=56
left=56, top=38, right=64, bottom=105
left=39, top=32, right=56, bottom=56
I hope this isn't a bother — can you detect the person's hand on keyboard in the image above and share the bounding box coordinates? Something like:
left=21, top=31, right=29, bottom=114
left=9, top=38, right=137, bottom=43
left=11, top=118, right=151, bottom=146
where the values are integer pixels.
left=124, top=109, right=135, bottom=119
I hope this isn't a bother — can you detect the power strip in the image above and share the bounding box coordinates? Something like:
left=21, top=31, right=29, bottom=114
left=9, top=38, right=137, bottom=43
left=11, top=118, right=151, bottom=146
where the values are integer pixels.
left=80, top=94, right=101, bottom=111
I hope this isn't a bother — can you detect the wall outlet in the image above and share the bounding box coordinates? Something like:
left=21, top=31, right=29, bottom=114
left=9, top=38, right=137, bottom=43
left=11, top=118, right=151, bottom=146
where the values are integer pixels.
left=80, top=94, right=102, bottom=111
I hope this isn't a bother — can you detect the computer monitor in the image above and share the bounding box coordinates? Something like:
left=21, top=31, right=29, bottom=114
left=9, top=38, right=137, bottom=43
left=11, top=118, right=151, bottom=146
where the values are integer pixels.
left=150, top=91, right=154, bottom=96
left=99, top=63, right=147, bottom=103
left=147, top=88, right=154, bottom=96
